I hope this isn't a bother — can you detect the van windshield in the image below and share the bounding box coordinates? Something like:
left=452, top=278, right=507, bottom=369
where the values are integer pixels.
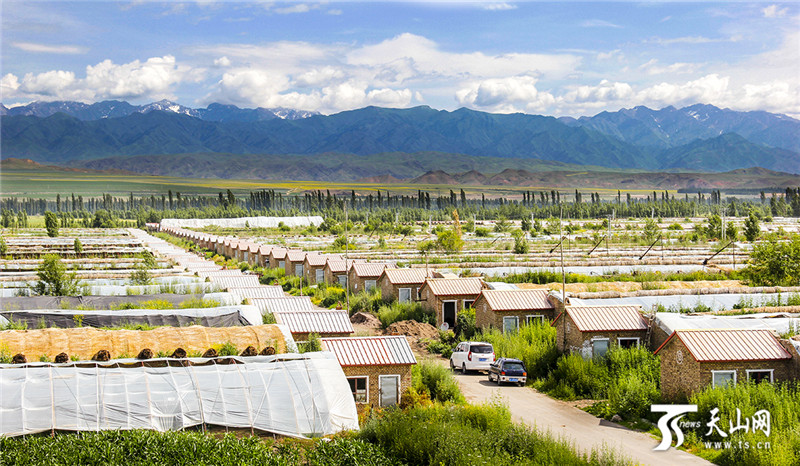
left=470, top=345, right=492, bottom=353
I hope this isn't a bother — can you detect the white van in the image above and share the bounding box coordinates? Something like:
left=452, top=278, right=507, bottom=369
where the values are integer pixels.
left=449, top=341, right=495, bottom=374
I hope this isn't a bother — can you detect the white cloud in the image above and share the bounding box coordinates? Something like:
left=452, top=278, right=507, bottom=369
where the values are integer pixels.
left=327, top=9, right=342, bottom=15
left=580, top=19, right=622, bottom=28
left=762, top=4, right=788, bottom=18
left=483, top=3, right=516, bottom=11
left=456, top=75, right=555, bottom=113
left=274, top=3, right=316, bottom=14
left=636, top=74, right=730, bottom=107
left=649, top=35, right=742, bottom=45
left=12, top=42, right=88, bottom=54
left=639, top=59, right=701, bottom=76
left=2, top=55, right=200, bottom=103
left=562, top=80, right=634, bottom=104
left=213, top=56, right=231, bottom=67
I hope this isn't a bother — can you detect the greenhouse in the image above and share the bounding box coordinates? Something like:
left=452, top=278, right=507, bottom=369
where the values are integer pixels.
left=0, top=353, right=358, bottom=438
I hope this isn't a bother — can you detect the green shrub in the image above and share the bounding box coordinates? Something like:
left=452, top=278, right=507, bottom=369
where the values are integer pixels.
left=299, top=332, right=322, bottom=353
left=377, top=302, right=434, bottom=328
left=453, top=307, right=477, bottom=340
left=216, top=341, right=239, bottom=356
left=538, top=353, right=608, bottom=400
left=413, top=360, right=465, bottom=404
left=178, top=298, right=220, bottom=309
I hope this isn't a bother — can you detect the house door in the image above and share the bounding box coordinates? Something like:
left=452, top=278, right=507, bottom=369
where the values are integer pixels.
left=379, top=375, right=400, bottom=407
left=315, top=269, right=324, bottom=284
left=295, top=264, right=304, bottom=276
left=443, top=301, right=456, bottom=329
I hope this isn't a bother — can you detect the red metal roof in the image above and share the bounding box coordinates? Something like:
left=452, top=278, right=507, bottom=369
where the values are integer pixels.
left=269, top=248, right=288, bottom=260
left=326, top=259, right=360, bottom=273
left=322, top=336, right=417, bottom=366
left=197, top=270, right=246, bottom=278
left=351, top=262, right=394, bottom=278
left=657, top=329, right=792, bottom=362
left=423, top=278, right=485, bottom=297
left=565, top=305, right=646, bottom=332
left=480, top=289, right=553, bottom=311
left=274, top=309, right=354, bottom=334
left=306, top=254, right=339, bottom=267
left=381, top=268, right=430, bottom=285
left=208, top=275, right=261, bottom=289
left=286, top=250, right=308, bottom=262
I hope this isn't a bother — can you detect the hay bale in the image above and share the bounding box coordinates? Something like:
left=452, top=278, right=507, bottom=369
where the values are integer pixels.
left=92, top=350, right=111, bottom=361
left=201, top=348, right=218, bottom=358
left=171, top=348, right=187, bottom=359
left=54, top=352, right=69, bottom=364
left=260, top=346, right=276, bottom=356
left=11, top=353, right=26, bottom=364
left=0, top=325, right=288, bottom=361
left=136, top=348, right=154, bottom=360
left=240, top=345, right=258, bottom=357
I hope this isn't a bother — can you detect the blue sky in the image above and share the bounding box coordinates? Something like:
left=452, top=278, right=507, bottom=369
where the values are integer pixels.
left=2, top=1, right=798, bottom=117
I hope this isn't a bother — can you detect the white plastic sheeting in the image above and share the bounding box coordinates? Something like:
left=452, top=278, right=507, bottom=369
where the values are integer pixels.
left=568, top=293, right=795, bottom=313
left=655, top=312, right=800, bottom=336
left=160, top=217, right=324, bottom=229
left=0, top=353, right=357, bottom=438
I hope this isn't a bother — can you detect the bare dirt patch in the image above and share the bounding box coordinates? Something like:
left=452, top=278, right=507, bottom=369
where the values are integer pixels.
left=383, top=320, right=439, bottom=353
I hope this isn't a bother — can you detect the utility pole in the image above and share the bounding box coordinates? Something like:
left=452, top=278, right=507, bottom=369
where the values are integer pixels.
left=345, top=203, right=350, bottom=312
left=560, top=206, right=566, bottom=305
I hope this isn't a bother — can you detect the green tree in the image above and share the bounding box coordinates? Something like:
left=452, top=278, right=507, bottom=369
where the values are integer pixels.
left=44, top=211, right=59, bottom=237
left=743, top=211, right=760, bottom=242
left=92, top=210, right=117, bottom=228
left=643, top=218, right=659, bottom=243
left=436, top=210, right=464, bottom=253
left=705, top=214, right=722, bottom=240
left=0, top=237, right=6, bottom=256
left=742, top=235, right=800, bottom=286
left=725, top=222, right=738, bottom=242
left=521, top=217, right=531, bottom=232
left=32, top=254, right=80, bottom=296
left=73, top=238, right=83, bottom=254
left=512, top=229, right=529, bottom=254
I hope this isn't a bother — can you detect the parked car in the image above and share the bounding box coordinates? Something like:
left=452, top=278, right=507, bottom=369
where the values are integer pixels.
left=488, top=358, right=527, bottom=386
left=450, top=341, right=495, bottom=374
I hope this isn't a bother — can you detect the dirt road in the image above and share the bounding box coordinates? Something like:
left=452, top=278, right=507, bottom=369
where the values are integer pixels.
left=452, top=370, right=711, bottom=465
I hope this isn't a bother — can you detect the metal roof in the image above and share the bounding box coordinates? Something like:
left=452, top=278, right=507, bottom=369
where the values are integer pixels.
left=251, top=296, right=315, bottom=313
left=208, top=275, right=261, bottom=289
left=325, top=259, right=360, bottom=273
left=258, top=246, right=273, bottom=255
left=480, top=289, right=554, bottom=311
left=197, top=270, right=246, bottom=278
left=351, top=262, right=393, bottom=278
left=381, top=268, right=430, bottom=285
left=269, top=249, right=288, bottom=260
left=423, top=278, right=485, bottom=297
left=657, top=329, right=792, bottom=362
left=564, top=305, right=647, bottom=332
left=286, top=250, right=308, bottom=262
left=274, top=309, right=354, bottom=334
left=322, top=336, right=417, bottom=366
left=227, top=286, right=285, bottom=300
left=306, top=254, right=339, bottom=267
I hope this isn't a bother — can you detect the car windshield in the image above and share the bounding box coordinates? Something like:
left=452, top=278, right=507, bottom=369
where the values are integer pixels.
left=504, top=362, right=525, bottom=371
left=470, top=345, right=492, bottom=353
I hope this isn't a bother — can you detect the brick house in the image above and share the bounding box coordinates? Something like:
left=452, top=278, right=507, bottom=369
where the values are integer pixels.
left=304, top=254, right=340, bottom=285
left=419, top=278, right=486, bottom=329
left=273, top=309, right=354, bottom=341
left=321, top=336, right=416, bottom=408
left=348, top=262, right=395, bottom=294
left=474, top=289, right=556, bottom=332
left=268, top=248, right=288, bottom=270
left=324, top=259, right=356, bottom=288
left=284, top=250, right=309, bottom=277
left=257, top=246, right=272, bottom=268
left=378, top=268, right=430, bottom=303
left=552, top=305, right=648, bottom=358
left=654, top=329, right=796, bottom=400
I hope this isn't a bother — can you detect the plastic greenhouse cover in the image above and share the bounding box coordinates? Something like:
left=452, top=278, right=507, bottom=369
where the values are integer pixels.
left=0, top=353, right=358, bottom=438
left=160, top=217, right=324, bottom=229
left=0, top=305, right=261, bottom=328
left=655, top=312, right=799, bottom=336
left=568, top=293, right=794, bottom=313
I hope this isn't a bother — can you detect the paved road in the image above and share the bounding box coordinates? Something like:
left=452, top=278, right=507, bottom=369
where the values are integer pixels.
left=451, top=369, right=711, bottom=466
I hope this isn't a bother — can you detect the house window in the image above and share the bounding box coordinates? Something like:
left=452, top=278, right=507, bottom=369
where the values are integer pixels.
left=295, top=264, right=304, bottom=276
left=746, top=369, right=773, bottom=384
left=592, top=338, right=609, bottom=358
left=712, top=370, right=737, bottom=388
left=617, top=337, right=640, bottom=349
left=365, top=280, right=377, bottom=291
left=463, top=300, right=474, bottom=309
left=398, top=288, right=412, bottom=303
left=338, top=275, right=348, bottom=287
left=503, top=316, right=519, bottom=333
left=278, top=260, right=285, bottom=269
left=315, top=269, right=324, bottom=283
left=526, top=315, right=544, bottom=325
left=347, top=377, right=368, bottom=403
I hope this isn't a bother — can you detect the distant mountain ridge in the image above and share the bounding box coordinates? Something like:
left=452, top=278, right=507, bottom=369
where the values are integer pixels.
left=0, top=99, right=318, bottom=122
left=1, top=102, right=799, bottom=174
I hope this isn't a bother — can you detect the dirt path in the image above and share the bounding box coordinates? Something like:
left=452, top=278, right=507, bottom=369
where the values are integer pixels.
left=450, top=368, right=710, bottom=466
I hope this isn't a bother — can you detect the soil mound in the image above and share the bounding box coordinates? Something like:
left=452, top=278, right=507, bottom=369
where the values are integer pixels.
left=384, top=320, right=439, bottom=353
left=350, top=312, right=380, bottom=326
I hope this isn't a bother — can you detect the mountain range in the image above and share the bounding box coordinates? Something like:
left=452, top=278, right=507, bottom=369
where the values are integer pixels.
left=0, top=99, right=317, bottom=122
left=1, top=101, right=799, bottom=175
